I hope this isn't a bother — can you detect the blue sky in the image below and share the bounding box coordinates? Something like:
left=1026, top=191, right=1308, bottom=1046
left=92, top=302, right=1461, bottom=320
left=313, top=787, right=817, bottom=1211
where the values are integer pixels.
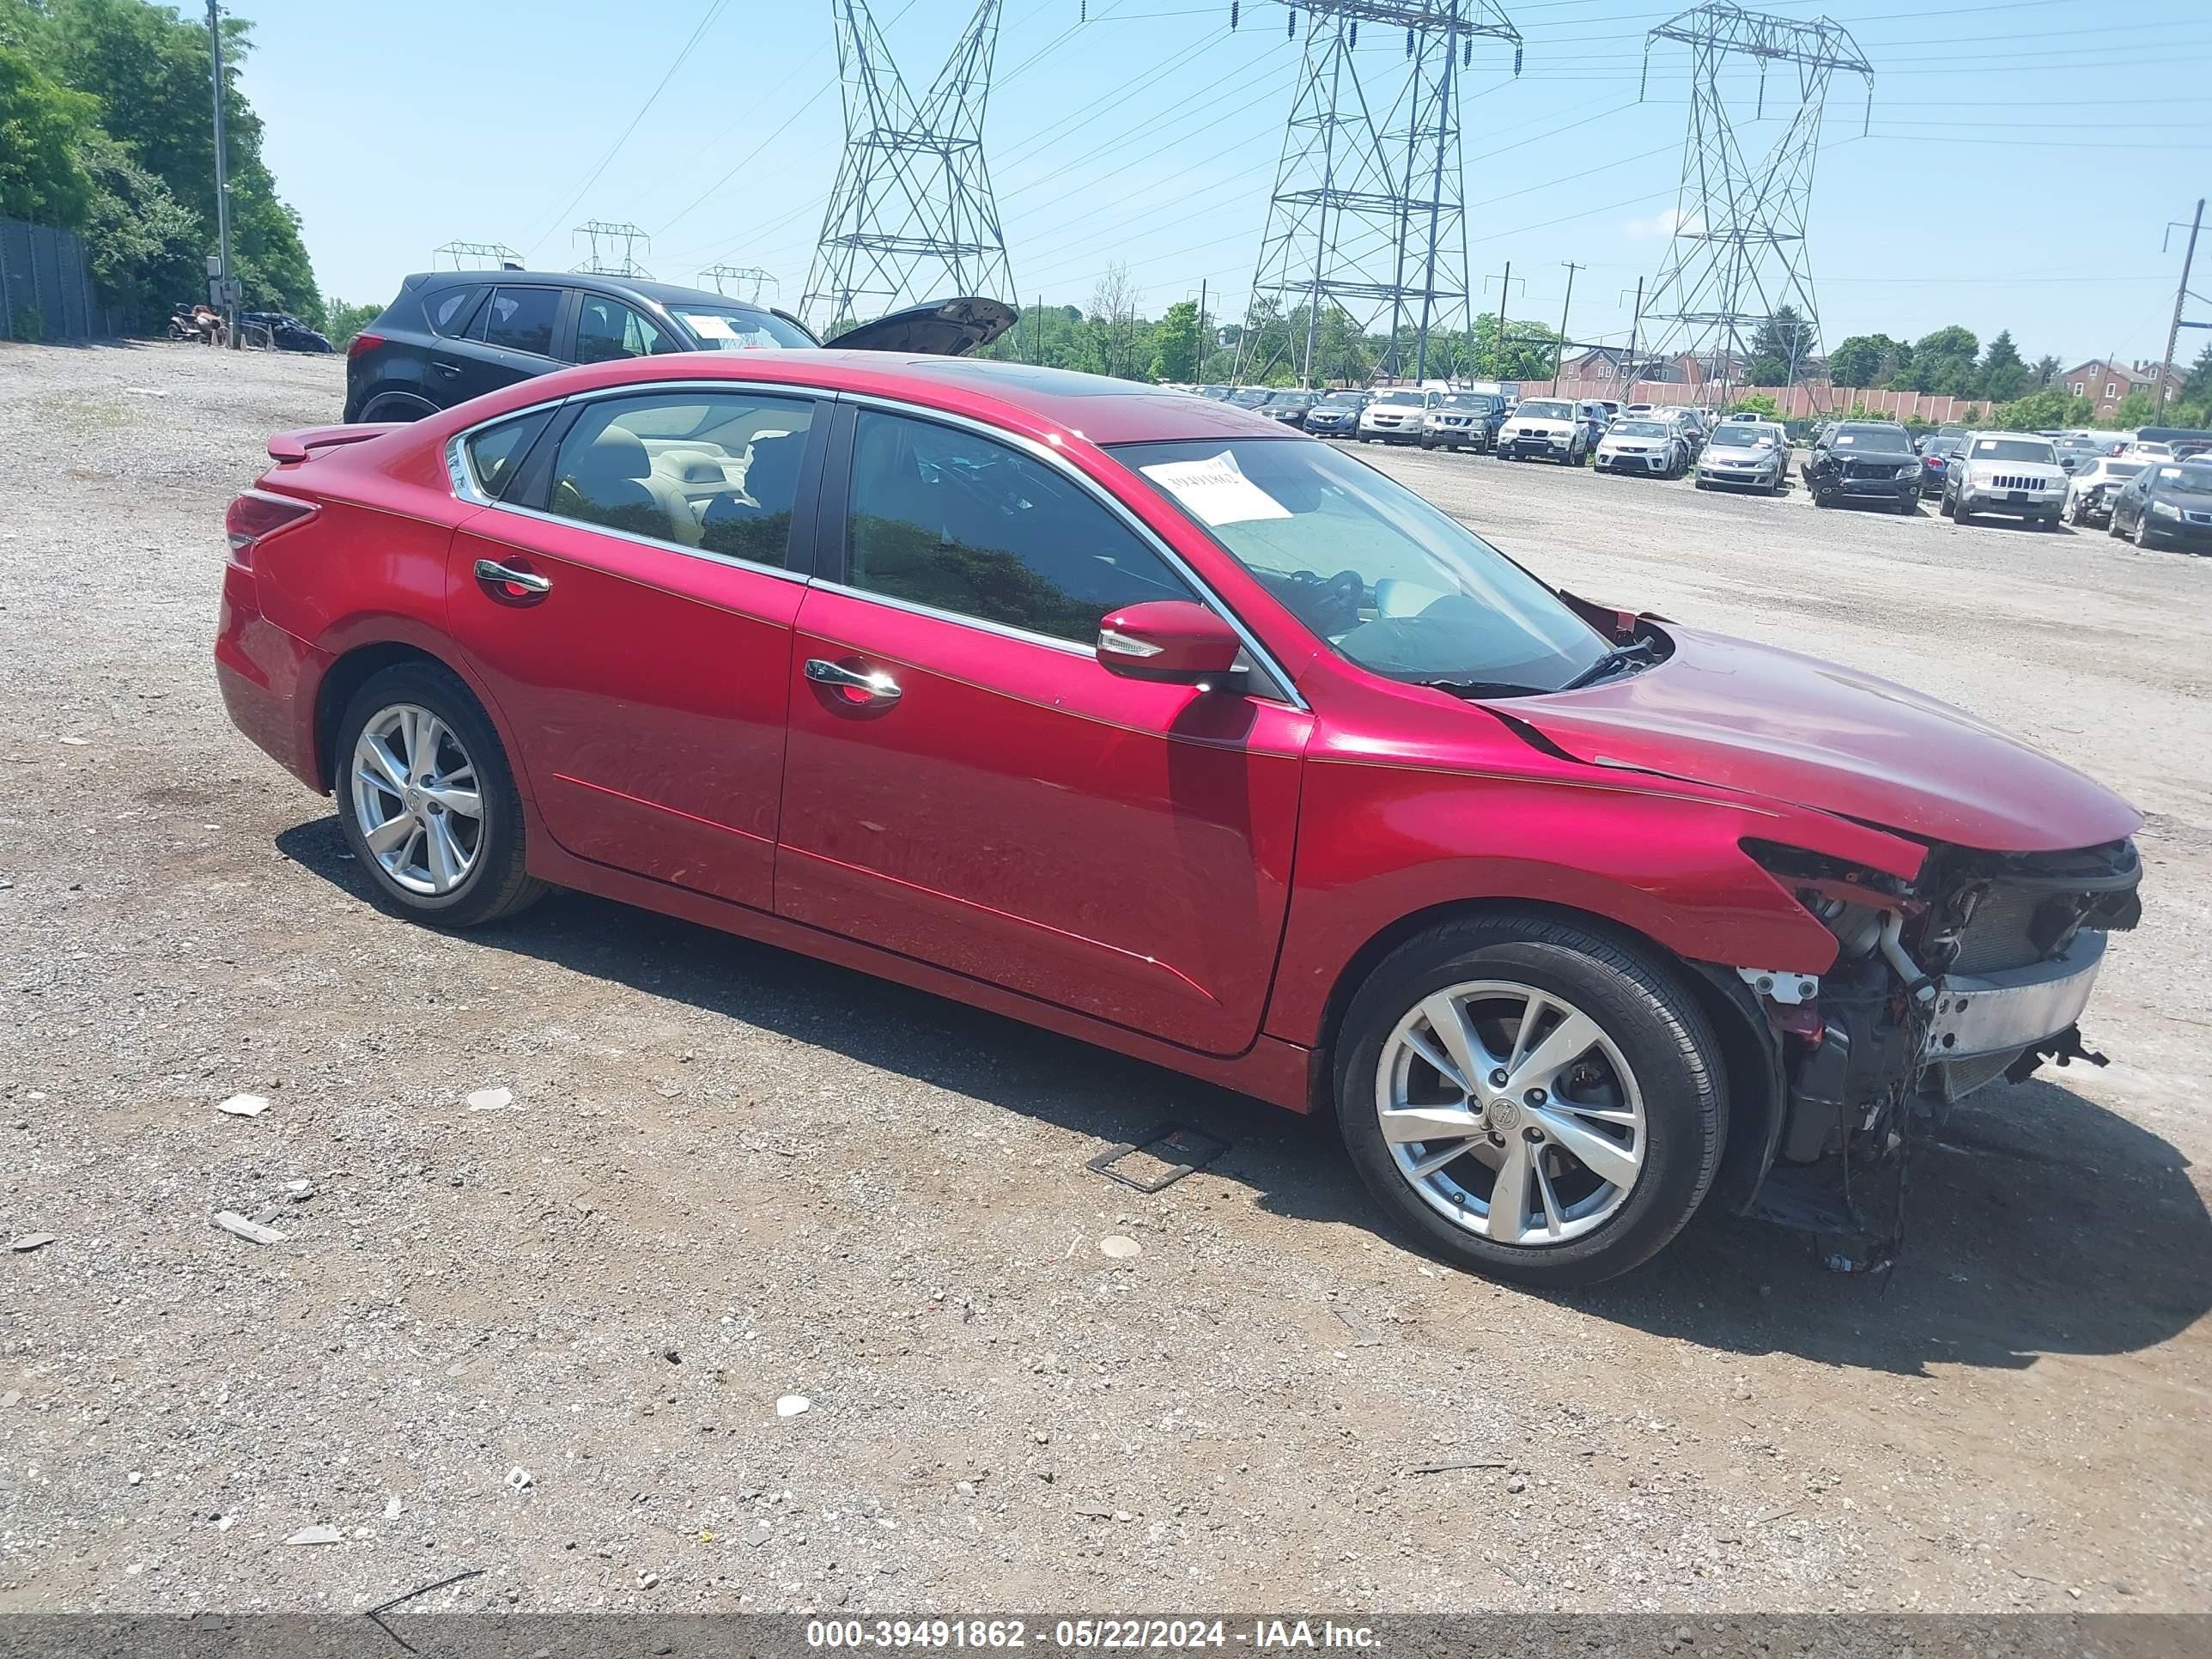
left=243, top=0, right=2211, bottom=369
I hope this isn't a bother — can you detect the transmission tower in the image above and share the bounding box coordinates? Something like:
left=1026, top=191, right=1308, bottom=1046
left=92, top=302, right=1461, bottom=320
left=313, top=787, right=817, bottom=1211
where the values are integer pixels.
left=1237, top=3, right=1522, bottom=388
left=699, top=264, right=778, bottom=303
left=572, top=220, right=654, bottom=278
left=1634, top=3, right=1872, bottom=401
left=800, top=1, right=1017, bottom=335
left=432, top=240, right=521, bottom=270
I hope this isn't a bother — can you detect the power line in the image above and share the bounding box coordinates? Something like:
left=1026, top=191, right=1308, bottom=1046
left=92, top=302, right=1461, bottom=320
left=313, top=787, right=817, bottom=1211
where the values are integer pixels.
left=522, top=0, right=732, bottom=259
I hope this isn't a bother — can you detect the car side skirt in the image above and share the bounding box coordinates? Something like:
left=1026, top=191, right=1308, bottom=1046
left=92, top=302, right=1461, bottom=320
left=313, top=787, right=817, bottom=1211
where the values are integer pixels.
left=522, top=827, right=1319, bottom=1113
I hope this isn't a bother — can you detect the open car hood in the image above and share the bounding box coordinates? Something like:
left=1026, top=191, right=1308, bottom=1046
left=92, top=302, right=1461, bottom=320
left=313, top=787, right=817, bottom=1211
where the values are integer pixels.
left=823, top=297, right=1018, bottom=356
left=1483, top=624, right=2141, bottom=855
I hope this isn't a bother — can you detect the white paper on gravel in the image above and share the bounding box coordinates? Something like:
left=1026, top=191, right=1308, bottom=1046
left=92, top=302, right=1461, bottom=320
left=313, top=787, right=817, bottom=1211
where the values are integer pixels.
left=1138, top=450, right=1291, bottom=527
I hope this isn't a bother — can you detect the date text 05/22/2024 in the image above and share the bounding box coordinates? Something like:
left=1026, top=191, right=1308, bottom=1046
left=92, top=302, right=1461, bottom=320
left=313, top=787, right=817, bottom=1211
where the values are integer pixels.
left=805, top=1620, right=1378, bottom=1650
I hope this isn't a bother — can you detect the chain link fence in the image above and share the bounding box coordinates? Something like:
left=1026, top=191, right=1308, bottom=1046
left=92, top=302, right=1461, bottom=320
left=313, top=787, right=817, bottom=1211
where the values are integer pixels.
left=0, top=217, right=105, bottom=343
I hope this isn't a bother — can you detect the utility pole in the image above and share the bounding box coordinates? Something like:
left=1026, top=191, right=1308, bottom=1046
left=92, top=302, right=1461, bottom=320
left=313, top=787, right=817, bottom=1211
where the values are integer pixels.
left=1550, top=261, right=1583, bottom=393
left=1621, top=276, right=1645, bottom=398
left=206, top=0, right=234, bottom=347
left=1197, top=278, right=1208, bottom=382
left=2155, top=198, right=2204, bottom=422
left=1483, top=263, right=1522, bottom=382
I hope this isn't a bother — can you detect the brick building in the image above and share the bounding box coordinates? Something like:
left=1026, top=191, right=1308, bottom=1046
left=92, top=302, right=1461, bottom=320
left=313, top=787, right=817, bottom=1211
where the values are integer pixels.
left=2060, top=359, right=2183, bottom=421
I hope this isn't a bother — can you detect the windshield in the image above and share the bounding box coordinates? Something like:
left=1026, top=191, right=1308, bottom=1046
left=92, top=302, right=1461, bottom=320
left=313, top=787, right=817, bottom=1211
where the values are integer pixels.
left=1609, top=422, right=1668, bottom=439
left=664, top=305, right=816, bottom=350
left=1967, top=436, right=2057, bottom=464
left=1833, top=423, right=1909, bottom=447
left=1514, top=400, right=1571, bottom=421
left=1713, top=430, right=1776, bottom=450
left=1437, top=394, right=1497, bottom=410
left=2160, top=463, right=2212, bottom=495
left=1228, top=388, right=1273, bottom=407
left=1373, top=391, right=1425, bottom=408
left=2104, top=461, right=2146, bottom=480
left=1316, top=392, right=1364, bottom=406
left=1268, top=392, right=1315, bottom=407
left=1110, top=439, right=1608, bottom=695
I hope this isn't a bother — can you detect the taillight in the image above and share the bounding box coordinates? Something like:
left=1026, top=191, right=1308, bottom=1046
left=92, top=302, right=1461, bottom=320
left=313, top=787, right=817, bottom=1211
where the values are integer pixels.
left=225, top=490, right=318, bottom=568
left=345, top=331, right=383, bottom=361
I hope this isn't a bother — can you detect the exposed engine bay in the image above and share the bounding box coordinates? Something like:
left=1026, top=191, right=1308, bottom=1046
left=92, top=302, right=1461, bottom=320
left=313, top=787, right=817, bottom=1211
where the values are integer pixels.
left=1734, top=836, right=2143, bottom=1269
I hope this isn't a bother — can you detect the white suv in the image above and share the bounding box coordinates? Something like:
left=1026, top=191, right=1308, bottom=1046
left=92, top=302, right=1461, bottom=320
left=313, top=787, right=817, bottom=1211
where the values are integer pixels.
left=1941, top=432, right=2070, bottom=527
left=1495, top=397, right=1588, bottom=465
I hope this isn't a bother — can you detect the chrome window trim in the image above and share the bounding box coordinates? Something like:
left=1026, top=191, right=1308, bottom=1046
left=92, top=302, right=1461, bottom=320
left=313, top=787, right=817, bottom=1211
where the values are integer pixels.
left=811, top=578, right=1094, bottom=659
left=835, top=391, right=1307, bottom=709
left=445, top=383, right=825, bottom=585
left=469, top=499, right=815, bottom=586
left=441, top=378, right=1309, bottom=707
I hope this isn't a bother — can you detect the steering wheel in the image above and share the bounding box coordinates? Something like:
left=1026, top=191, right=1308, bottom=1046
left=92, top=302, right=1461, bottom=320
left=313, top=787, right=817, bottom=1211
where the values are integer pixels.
left=1267, top=568, right=1367, bottom=635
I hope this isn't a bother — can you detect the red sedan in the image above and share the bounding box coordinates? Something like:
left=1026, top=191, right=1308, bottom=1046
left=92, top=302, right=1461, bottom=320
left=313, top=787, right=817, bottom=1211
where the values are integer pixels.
left=216, top=354, right=2142, bottom=1285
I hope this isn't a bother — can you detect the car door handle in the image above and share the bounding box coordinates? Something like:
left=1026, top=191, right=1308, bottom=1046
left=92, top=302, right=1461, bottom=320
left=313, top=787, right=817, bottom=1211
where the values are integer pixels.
left=474, top=558, right=551, bottom=596
left=432, top=360, right=463, bottom=379
left=805, top=658, right=901, bottom=704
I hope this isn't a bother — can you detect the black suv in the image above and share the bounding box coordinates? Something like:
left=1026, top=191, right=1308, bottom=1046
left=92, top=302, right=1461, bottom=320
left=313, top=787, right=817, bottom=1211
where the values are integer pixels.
left=1803, top=420, right=1923, bottom=513
left=343, top=271, right=1015, bottom=423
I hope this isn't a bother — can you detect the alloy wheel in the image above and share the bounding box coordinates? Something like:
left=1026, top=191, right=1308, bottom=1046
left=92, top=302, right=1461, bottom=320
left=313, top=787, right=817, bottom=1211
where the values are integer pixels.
left=1373, top=980, right=1646, bottom=1247
left=349, top=703, right=485, bottom=896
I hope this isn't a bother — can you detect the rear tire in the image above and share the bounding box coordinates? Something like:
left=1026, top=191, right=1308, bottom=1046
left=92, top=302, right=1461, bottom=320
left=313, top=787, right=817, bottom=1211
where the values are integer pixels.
left=334, top=661, right=546, bottom=928
left=1334, top=914, right=1724, bottom=1288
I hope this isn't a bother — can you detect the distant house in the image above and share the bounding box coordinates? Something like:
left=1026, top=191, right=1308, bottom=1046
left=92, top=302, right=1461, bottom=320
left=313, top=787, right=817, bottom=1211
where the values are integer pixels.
left=2061, top=359, right=2183, bottom=420
left=1564, top=345, right=1636, bottom=379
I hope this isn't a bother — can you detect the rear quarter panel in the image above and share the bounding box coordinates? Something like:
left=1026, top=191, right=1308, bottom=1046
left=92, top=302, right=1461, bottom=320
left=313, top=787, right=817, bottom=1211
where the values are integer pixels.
left=247, top=431, right=494, bottom=788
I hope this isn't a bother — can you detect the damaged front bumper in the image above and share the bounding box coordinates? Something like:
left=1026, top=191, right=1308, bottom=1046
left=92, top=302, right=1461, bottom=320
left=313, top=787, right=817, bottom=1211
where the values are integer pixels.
left=1726, top=837, right=2140, bottom=1268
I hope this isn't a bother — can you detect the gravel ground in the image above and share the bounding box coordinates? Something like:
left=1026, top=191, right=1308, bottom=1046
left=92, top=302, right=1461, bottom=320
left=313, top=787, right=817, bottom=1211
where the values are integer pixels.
left=2, top=342, right=2208, bottom=1619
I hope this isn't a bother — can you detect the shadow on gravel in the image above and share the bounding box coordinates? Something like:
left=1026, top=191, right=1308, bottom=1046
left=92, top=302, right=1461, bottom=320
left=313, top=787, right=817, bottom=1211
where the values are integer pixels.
left=1565, top=1073, right=2212, bottom=1376
left=279, top=816, right=2211, bottom=1378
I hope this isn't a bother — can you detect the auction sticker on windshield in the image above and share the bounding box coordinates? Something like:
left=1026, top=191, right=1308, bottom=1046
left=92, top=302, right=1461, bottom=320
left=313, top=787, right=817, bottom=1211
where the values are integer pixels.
left=1139, top=450, right=1292, bottom=527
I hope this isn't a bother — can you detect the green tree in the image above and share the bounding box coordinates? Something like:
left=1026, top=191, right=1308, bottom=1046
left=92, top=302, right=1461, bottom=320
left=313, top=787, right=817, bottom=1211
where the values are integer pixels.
left=2109, top=387, right=2155, bottom=428
left=77, top=128, right=200, bottom=320
left=1907, top=325, right=1979, bottom=396
left=1728, top=394, right=1781, bottom=418
left=1148, top=299, right=1201, bottom=383
left=2032, top=354, right=2060, bottom=389
left=1978, top=330, right=2029, bottom=402
left=1745, top=306, right=1814, bottom=385
left=29, top=0, right=319, bottom=316
left=0, top=40, right=96, bottom=225
left=319, top=296, right=381, bottom=350
left=1990, top=386, right=2094, bottom=432
left=1463, top=312, right=1562, bottom=381
left=2182, top=341, right=2212, bottom=404
left=1826, top=332, right=1904, bottom=389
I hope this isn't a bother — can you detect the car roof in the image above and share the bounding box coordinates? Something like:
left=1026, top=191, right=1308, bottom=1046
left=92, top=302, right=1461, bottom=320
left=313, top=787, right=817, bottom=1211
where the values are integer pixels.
left=448, top=350, right=1291, bottom=447
left=404, top=267, right=787, bottom=319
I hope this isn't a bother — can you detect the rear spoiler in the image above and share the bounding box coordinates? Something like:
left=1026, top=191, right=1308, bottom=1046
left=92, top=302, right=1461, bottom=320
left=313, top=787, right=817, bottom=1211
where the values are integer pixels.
left=267, top=424, right=400, bottom=464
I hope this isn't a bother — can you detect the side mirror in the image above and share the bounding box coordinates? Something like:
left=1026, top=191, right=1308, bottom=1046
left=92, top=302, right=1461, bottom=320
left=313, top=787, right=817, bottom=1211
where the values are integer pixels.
left=1096, top=599, right=1243, bottom=687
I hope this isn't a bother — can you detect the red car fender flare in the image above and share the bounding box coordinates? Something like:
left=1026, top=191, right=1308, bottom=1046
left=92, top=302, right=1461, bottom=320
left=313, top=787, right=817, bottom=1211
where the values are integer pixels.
left=305, top=613, right=535, bottom=805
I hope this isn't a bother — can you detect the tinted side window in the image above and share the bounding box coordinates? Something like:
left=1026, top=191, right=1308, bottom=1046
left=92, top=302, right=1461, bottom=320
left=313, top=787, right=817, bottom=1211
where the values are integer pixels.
left=544, top=391, right=815, bottom=566
left=462, top=410, right=554, bottom=501
left=575, top=296, right=672, bottom=364
left=471, top=287, right=561, bottom=356
left=845, top=410, right=1194, bottom=643
left=427, top=288, right=482, bottom=337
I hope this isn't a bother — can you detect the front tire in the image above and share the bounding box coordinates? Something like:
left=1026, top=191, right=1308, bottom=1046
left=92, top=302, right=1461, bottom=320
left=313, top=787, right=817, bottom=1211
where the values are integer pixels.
left=334, top=661, right=546, bottom=927
left=1334, top=915, right=1724, bottom=1287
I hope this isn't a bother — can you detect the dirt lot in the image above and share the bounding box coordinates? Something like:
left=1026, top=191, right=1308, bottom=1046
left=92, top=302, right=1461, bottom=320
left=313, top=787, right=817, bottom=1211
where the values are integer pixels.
left=2, top=341, right=2209, bottom=1618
